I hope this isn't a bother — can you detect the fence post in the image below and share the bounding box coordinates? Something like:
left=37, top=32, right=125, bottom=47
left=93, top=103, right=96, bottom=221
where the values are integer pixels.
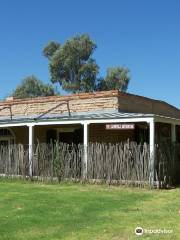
left=149, top=118, right=155, bottom=187
left=28, top=124, right=34, bottom=177
left=83, top=122, right=89, bottom=179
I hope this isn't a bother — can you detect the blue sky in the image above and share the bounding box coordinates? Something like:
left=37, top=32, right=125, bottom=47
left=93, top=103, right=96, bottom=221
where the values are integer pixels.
left=0, top=0, right=179, bottom=108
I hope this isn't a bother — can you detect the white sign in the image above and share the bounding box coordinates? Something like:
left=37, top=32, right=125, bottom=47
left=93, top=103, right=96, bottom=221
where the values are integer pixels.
left=106, top=124, right=135, bottom=130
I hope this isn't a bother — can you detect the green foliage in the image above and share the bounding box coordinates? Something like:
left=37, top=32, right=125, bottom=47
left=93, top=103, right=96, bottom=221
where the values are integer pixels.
left=43, top=41, right=60, bottom=60
left=43, top=34, right=99, bottom=93
left=43, top=34, right=131, bottom=93
left=12, top=75, right=57, bottom=99
left=10, top=34, right=131, bottom=98
left=97, top=67, right=130, bottom=91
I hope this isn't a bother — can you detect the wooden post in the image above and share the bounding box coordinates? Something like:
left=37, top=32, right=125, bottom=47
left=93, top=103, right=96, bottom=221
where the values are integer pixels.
left=83, top=122, right=89, bottom=178
left=28, top=125, right=34, bottom=177
left=171, top=123, right=176, bottom=143
left=149, top=119, right=155, bottom=187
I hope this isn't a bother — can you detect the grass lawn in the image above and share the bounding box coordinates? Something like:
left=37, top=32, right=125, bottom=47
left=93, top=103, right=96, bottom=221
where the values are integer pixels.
left=0, top=180, right=179, bottom=240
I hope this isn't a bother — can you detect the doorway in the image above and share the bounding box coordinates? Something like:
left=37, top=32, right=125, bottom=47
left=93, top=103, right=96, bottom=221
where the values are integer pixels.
left=58, top=127, right=83, bottom=144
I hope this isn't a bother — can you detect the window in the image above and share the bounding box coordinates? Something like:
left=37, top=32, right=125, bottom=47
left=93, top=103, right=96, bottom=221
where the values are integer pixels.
left=0, top=128, right=15, bottom=146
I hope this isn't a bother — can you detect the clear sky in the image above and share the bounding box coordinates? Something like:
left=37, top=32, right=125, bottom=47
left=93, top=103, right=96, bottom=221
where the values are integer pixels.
left=0, top=0, right=179, bottom=108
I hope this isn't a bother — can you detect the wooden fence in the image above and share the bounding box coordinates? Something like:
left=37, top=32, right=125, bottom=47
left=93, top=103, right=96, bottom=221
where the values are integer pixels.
left=155, top=142, right=180, bottom=188
left=0, top=141, right=179, bottom=188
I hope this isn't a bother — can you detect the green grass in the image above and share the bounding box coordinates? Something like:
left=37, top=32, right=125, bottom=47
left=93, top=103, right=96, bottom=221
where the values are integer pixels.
left=0, top=180, right=179, bottom=240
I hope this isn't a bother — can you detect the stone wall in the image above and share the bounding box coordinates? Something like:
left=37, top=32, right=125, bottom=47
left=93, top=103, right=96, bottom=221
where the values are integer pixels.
left=0, top=90, right=179, bottom=120
left=0, top=91, right=119, bottom=119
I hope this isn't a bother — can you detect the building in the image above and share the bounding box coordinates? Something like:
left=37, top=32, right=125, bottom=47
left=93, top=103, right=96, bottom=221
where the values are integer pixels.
left=0, top=90, right=180, bottom=184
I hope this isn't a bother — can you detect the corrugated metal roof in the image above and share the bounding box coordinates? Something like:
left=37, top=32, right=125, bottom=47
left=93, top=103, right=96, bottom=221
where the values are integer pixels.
left=58, top=112, right=153, bottom=120
left=0, top=110, right=154, bottom=124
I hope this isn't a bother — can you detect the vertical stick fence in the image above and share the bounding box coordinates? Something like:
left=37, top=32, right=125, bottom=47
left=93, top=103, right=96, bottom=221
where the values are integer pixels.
left=0, top=141, right=179, bottom=188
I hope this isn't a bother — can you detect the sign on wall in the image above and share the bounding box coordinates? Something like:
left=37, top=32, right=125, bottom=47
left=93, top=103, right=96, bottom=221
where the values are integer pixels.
left=106, top=124, right=135, bottom=130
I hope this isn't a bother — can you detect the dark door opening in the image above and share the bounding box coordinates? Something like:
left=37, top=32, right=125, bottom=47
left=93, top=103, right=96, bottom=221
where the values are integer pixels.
left=59, top=132, right=74, bottom=144
left=46, top=129, right=57, bottom=144
left=59, top=128, right=83, bottom=144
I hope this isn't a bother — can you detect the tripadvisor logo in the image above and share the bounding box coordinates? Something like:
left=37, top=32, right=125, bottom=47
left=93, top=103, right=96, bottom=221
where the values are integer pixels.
left=135, top=226, right=173, bottom=236
left=135, top=227, right=143, bottom=236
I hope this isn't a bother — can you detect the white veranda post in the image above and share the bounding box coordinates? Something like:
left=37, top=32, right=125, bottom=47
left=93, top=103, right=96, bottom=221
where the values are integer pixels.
left=149, top=119, right=155, bottom=187
left=83, top=122, right=89, bottom=178
left=28, top=125, right=34, bottom=177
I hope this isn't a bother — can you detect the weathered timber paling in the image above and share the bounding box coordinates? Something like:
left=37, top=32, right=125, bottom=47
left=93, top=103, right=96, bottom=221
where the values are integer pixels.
left=0, top=141, right=178, bottom=188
